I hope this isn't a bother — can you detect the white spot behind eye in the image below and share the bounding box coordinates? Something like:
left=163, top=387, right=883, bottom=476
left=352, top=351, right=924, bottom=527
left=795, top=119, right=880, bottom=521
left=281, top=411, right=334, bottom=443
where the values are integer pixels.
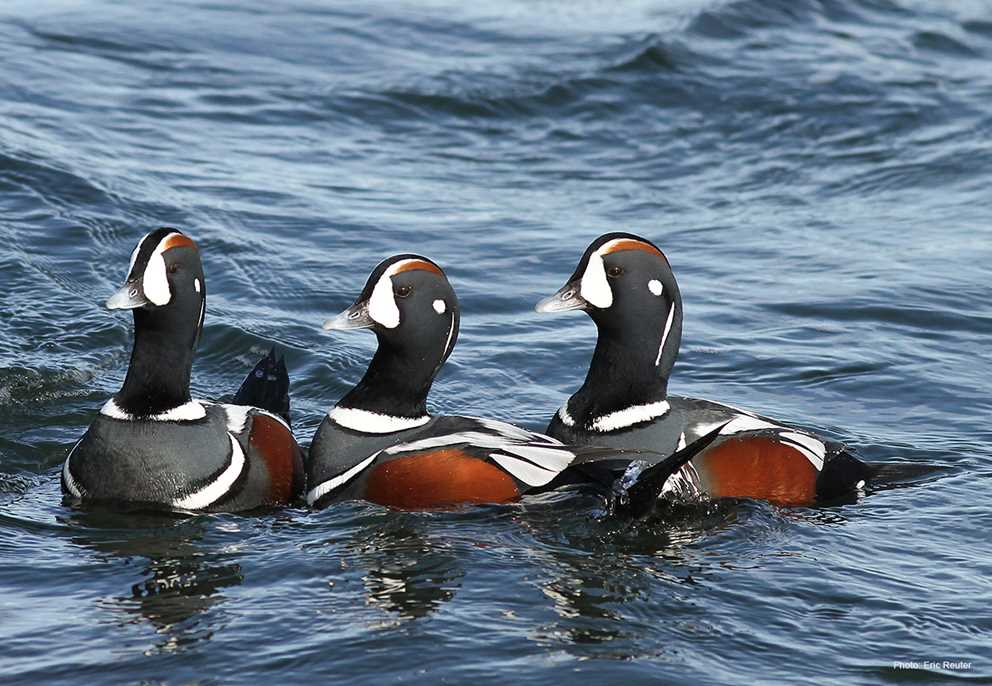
left=648, top=279, right=663, bottom=296
left=194, top=278, right=201, bottom=293
left=580, top=252, right=613, bottom=309
left=433, top=299, right=446, bottom=314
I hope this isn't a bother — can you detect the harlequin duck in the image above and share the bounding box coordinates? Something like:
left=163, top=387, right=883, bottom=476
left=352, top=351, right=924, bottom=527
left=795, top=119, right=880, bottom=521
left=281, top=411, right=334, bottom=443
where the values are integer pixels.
left=61, top=228, right=305, bottom=512
left=536, top=232, right=876, bottom=506
left=306, top=254, right=722, bottom=511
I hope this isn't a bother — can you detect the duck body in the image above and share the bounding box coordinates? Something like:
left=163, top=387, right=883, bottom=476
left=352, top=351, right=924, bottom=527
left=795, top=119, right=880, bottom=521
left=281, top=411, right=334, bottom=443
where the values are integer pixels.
left=538, top=233, right=873, bottom=506
left=308, top=412, right=590, bottom=509
left=62, top=228, right=304, bottom=512
left=64, top=400, right=302, bottom=511
left=547, top=394, right=870, bottom=505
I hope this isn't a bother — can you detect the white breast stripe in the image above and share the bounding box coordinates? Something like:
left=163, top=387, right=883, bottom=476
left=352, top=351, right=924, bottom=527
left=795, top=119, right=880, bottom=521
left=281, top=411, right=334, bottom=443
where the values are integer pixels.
left=501, top=445, right=575, bottom=472
left=172, top=433, right=246, bottom=511
left=557, top=405, right=576, bottom=427
left=655, top=304, right=676, bottom=367
left=677, top=432, right=687, bottom=450
left=306, top=452, right=379, bottom=505
left=62, top=439, right=85, bottom=497
left=330, top=407, right=430, bottom=434
left=489, top=453, right=560, bottom=487
left=100, top=398, right=206, bottom=422
left=589, top=400, right=671, bottom=432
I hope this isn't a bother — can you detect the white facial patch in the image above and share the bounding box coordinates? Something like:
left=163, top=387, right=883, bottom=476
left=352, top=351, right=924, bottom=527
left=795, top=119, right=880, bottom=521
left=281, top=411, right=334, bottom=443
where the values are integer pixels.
left=649, top=279, right=663, bottom=296
left=366, top=258, right=430, bottom=329
left=433, top=299, right=446, bottom=314
left=367, top=272, right=401, bottom=329
left=140, top=232, right=184, bottom=306
left=579, top=251, right=613, bottom=309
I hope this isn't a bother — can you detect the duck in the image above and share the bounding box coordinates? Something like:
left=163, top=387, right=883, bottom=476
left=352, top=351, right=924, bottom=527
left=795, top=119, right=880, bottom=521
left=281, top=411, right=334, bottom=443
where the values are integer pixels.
left=306, top=254, right=722, bottom=511
left=535, top=232, right=877, bottom=506
left=61, top=228, right=305, bottom=512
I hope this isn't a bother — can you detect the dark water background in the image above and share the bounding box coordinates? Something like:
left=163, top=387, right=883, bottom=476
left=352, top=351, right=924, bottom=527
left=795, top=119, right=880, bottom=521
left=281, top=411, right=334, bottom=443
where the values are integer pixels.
left=2, top=0, right=991, bottom=683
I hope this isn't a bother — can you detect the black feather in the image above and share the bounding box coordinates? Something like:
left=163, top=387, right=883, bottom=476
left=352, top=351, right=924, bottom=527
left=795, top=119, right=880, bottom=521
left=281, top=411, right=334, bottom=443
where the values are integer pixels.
left=607, top=422, right=729, bottom=519
left=232, top=346, right=292, bottom=426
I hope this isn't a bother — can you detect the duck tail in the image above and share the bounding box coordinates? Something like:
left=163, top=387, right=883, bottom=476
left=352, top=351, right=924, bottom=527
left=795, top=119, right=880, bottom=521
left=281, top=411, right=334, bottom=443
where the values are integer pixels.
left=233, top=346, right=292, bottom=426
left=866, top=460, right=946, bottom=486
left=607, top=422, right=729, bottom=519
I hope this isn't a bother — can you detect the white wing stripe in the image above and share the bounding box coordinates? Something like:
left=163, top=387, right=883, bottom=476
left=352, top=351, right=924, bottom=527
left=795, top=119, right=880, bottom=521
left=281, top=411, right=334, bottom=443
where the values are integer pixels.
left=500, top=445, right=575, bottom=472
left=489, top=454, right=561, bottom=487
left=306, top=452, right=379, bottom=505
left=172, top=434, right=246, bottom=511
left=779, top=432, right=825, bottom=470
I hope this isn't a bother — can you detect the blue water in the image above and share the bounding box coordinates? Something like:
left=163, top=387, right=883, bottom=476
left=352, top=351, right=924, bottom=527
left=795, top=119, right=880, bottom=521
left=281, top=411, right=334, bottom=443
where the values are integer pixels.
left=2, top=0, right=991, bottom=683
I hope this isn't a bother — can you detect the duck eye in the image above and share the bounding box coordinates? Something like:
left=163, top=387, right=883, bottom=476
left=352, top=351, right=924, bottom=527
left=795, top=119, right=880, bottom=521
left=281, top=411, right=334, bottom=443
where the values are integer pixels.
left=168, top=263, right=180, bottom=275
left=607, top=265, right=623, bottom=278
left=395, top=284, right=413, bottom=299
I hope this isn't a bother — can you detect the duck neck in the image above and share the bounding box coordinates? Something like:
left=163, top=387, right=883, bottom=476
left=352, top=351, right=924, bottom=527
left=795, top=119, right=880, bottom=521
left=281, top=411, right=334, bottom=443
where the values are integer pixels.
left=568, top=307, right=682, bottom=426
left=338, top=340, right=436, bottom=419
left=116, top=308, right=197, bottom=416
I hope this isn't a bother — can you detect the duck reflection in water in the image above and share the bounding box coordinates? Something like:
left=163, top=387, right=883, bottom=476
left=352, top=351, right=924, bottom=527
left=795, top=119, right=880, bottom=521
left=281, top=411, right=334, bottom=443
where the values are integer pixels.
left=58, top=508, right=243, bottom=654
left=342, top=518, right=464, bottom=621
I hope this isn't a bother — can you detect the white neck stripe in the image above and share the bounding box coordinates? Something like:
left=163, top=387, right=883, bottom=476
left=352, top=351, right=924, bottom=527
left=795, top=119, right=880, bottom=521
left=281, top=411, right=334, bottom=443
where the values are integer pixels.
left=588, top=400, right=671, bottom=432
left=101, top=398, right=207, bottom=422
left=329, top=406, right=430, bottom=434
left=656, top=304, right=676, bottom=367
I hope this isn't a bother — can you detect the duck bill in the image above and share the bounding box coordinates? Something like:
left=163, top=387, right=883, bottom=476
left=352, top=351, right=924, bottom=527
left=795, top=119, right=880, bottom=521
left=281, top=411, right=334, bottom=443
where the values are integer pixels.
left=535, top=280, right=587, bottom=313
left=323, top=301, right=375, bottom=331
left=105, top=279, right=151, bottom=310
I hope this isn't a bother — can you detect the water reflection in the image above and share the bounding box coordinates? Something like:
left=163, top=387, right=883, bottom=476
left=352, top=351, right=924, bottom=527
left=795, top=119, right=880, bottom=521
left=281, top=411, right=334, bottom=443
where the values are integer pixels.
left=58, top=507, right=243, bottom=655
left=342, top=517, right=465, bottom=620
left=516, top=497, right=739, bottom=658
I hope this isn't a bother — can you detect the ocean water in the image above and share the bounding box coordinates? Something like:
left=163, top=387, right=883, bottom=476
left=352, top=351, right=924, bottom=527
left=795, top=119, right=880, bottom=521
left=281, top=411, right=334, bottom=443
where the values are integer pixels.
left=1, top=0, right=991, bottom=683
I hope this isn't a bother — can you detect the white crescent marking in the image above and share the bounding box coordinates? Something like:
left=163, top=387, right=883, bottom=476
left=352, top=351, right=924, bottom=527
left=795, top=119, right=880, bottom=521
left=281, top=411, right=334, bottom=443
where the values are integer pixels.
left=306, top=452, right=379, bottom=505
left=62, top=439, right=85, bottom=497
left=172, top=433, right=246, bottom=511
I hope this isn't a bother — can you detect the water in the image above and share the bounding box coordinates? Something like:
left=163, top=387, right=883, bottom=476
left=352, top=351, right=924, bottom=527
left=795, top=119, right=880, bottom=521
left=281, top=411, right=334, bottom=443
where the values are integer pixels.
left=2, top=0, right=991, bottom=683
